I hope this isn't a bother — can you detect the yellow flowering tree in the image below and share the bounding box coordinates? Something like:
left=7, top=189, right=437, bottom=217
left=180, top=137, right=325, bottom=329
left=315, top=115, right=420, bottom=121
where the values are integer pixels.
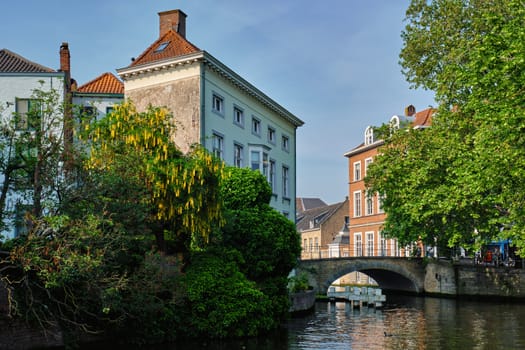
left=80, top=102, right=224, bottom=252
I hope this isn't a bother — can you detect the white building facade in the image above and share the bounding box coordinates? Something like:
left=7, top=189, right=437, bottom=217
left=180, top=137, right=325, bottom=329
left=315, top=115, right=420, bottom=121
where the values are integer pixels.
left=118, top=10, right=303, bottom=218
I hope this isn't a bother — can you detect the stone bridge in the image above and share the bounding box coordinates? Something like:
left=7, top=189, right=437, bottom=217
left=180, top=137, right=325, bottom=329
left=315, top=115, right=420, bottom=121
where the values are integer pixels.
left=296, top=257, right=428, bottom=295
left=295, top=257, right=525, bottom=298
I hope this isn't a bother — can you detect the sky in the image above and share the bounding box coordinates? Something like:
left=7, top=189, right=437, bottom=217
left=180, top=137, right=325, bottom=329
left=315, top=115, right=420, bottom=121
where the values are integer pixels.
left=2, top=1, right=435, bottom=205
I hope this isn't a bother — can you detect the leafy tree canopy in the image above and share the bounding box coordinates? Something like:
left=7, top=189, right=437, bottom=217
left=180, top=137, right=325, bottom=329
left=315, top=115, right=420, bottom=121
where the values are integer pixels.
left=367, top=0, right=525, bottom=253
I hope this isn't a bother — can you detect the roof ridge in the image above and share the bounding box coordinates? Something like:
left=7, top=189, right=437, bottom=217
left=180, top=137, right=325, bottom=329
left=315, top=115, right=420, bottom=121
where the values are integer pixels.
left=77, top=72, right=123, bottom=94
left=0, top=48, right=55, bottom=73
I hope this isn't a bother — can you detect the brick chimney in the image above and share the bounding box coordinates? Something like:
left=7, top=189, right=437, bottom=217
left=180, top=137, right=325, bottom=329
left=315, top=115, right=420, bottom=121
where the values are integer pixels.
left=159, top=9, right=187, bottom=38
left=59, top=42, right=70, bottom=74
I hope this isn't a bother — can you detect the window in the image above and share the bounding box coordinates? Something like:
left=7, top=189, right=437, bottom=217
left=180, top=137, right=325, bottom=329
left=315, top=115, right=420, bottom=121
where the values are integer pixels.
left=353, top=161, right=361, bottom=181
left=365, top=126, right=374, bottom=145
left=309, top=238, right=313, bottom=252
left=365, top=158, right=373, bottom=175
left=314, top=237, right=319, bottom=252
left=269, top=159, right=276, bottom=192
left=81, top=106, right=96, bottom=120
left=105, top=106, right=114, bottom=115
left=282, top=135, right=290, bottom=152
left=233, top=106, right=244, bottom=127
left=154, top=41, right=170, bottom=52
left=282, top=165, right=290, bottom=198
left=268, top=127, right=276, bottom=144
left=252, top=117, right=261, bottom=136
left=380, top=234, right=387, bottom=256
left=366, top=193, right=374, bottom=215
left=16, top=99, right=41, bottom=131
left=251, top=150, right=260, bottom=171
left=234, top=143, right=244, bottom=167
left=212, top=94, right=224, bottom=115
left=354, top=233, right=362, bottom=257
left=303, top=239, right=308, bottom=251
left=262, top=152, right=269, bottom=178
left=366, top=232, right=374, bottom=256
left=212, top=133, right=224, bottom=159
left=377, top=193, right=385, bottom=214
left=353, top=191, right=361, bottom=217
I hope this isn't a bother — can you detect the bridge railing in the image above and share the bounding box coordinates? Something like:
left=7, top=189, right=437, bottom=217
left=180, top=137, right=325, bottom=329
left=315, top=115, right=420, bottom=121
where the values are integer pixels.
left=300, top=244, right=413, bottom=260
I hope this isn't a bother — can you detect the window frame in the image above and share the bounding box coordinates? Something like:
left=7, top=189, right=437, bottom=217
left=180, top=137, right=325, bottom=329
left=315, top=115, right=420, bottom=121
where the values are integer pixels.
left=212, top=132, right=224, bottom=160
left=15, top=98, right=42, bottom=131
left=251, top=116, right=261, bottom=136
left=267, top=126, right=276, bottom=144
left=354, top=233, right=362, bottom=257
left=233, top=142, right=244, bottom=167
left=282, top=165, right=290, bottom=199
left=353, top=161, right=361, bottom=182
left=233, top=106, right=244, bottom=127
left=353, top=190, right=362, bottom=217
left=281, top=134, right=290, bottom=152
left=212, top=93, right=224, bottom=116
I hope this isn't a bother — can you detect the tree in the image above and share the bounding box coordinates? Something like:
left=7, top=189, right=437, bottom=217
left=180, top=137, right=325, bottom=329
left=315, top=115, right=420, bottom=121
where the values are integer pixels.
left=366, top=0, right=525, bottom=253
left=78, top=102, right=224, bottom=253
left=218, top=167, right=301, bottom=324
left=0, top=85, right=67, bottom=236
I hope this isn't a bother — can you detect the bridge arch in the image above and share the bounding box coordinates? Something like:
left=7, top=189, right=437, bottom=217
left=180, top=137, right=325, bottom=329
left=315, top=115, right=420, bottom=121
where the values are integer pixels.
left=296, top=257, right=426, bottom=295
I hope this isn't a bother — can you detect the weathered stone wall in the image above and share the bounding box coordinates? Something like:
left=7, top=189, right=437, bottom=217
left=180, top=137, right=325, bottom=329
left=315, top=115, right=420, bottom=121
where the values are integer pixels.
left=455, top=264, right=525, bottom=298
left=126, top=76, right=201, bottom=154
left=424, top=259, right=457, bottom=296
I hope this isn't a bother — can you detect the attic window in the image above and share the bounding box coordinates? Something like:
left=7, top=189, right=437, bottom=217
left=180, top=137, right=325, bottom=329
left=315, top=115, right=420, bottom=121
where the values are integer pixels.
left=154, top=41, right=170, bottom=53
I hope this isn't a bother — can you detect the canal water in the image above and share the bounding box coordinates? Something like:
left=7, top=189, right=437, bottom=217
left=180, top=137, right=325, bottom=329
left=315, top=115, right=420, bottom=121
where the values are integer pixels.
left=89, top=296, right=525, bottom=350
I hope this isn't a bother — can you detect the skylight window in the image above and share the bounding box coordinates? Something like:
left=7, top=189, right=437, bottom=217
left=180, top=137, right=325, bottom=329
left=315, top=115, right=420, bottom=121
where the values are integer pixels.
left=154, top=41, right=170, bottom=53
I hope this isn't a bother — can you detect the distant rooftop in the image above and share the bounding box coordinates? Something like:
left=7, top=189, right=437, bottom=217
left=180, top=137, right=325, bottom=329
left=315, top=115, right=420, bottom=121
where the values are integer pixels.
left=296, top=197, right=327, bottom=214
left=0, top=48, right=55, bottom=73
left=76, top=72, right=124, bottom=95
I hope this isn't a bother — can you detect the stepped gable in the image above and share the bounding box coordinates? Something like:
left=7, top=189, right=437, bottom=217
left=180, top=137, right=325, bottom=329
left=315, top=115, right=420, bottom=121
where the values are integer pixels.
left=0, top=49, right=55, bottom=73
left=77, top=72, right=124, bottom=94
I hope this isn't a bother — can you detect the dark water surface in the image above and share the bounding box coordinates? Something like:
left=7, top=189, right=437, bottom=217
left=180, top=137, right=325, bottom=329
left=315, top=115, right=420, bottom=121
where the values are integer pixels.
left=86, top=296, right=525, bottom=350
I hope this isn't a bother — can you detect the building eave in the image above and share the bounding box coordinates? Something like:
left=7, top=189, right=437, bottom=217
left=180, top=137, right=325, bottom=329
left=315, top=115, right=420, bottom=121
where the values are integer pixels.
left=344, top=140, right=385, bottom=158
left=116, top=50, right=304, bottom=128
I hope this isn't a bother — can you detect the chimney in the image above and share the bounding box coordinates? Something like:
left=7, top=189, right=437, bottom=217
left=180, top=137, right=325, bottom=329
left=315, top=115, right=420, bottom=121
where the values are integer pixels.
left=59, top=42, right=70, bottom=74
left=159, top=9, right=187, bottom=38
left=404, top=104, right=416, bottom=117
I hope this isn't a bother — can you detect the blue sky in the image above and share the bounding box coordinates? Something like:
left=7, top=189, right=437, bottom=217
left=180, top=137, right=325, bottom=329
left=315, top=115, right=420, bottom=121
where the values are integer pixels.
left=2, top=1, right=435, bottom=204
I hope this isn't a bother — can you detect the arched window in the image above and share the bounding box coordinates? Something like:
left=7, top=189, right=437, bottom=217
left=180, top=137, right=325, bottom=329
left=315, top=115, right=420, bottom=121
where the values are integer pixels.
left=364, top=126, right=374, bottom=145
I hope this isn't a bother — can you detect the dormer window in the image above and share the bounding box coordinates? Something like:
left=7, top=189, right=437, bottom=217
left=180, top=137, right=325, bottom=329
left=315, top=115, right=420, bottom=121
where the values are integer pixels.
left=364, top=126, right=374, bottom=145
left=154, top=41, right=170, bottom=53
left=390, top=116, right=401, bottom=130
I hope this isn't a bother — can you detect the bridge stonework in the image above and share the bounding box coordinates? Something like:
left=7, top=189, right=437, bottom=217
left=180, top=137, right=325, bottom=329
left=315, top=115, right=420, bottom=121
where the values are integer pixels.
left=296, top=257, right=525, bottom=299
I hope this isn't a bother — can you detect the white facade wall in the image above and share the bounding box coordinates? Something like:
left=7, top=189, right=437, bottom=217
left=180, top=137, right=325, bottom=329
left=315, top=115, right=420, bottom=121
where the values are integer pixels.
left=202, top=68, right=297, bottom=217
left=0, top=72, right=66, bottom=239
left=72, top=95, right=123, bottom=121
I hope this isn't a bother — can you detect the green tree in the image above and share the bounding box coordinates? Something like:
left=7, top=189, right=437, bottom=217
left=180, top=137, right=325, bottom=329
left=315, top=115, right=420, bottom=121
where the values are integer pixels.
left=0, top=85, right=67, bottom=234
left=367, top=0, right=525, bottom=253
left=219, top=167, right=301, bottom=324
left=79, top=102, right=224, bottom=253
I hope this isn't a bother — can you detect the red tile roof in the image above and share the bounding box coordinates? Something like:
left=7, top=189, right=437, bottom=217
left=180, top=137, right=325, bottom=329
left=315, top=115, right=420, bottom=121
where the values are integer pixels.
left=129, top=30, right=200, bottom=67
left=0, top=49, right=55, bottom=73
left=77, top=72, right=124, bottom=94
left=413, top=107, right=433, bottom=127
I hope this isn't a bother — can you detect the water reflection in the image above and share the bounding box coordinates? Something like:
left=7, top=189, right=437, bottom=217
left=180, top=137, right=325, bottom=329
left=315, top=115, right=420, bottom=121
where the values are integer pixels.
left=283, top=296, right=525, bottom=350
left=81, top=296, right=525, bottom=349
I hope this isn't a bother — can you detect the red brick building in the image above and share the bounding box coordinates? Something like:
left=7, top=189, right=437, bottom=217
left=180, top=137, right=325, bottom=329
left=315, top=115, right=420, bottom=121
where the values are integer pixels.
left=344, top=106, right=433, bottom=257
